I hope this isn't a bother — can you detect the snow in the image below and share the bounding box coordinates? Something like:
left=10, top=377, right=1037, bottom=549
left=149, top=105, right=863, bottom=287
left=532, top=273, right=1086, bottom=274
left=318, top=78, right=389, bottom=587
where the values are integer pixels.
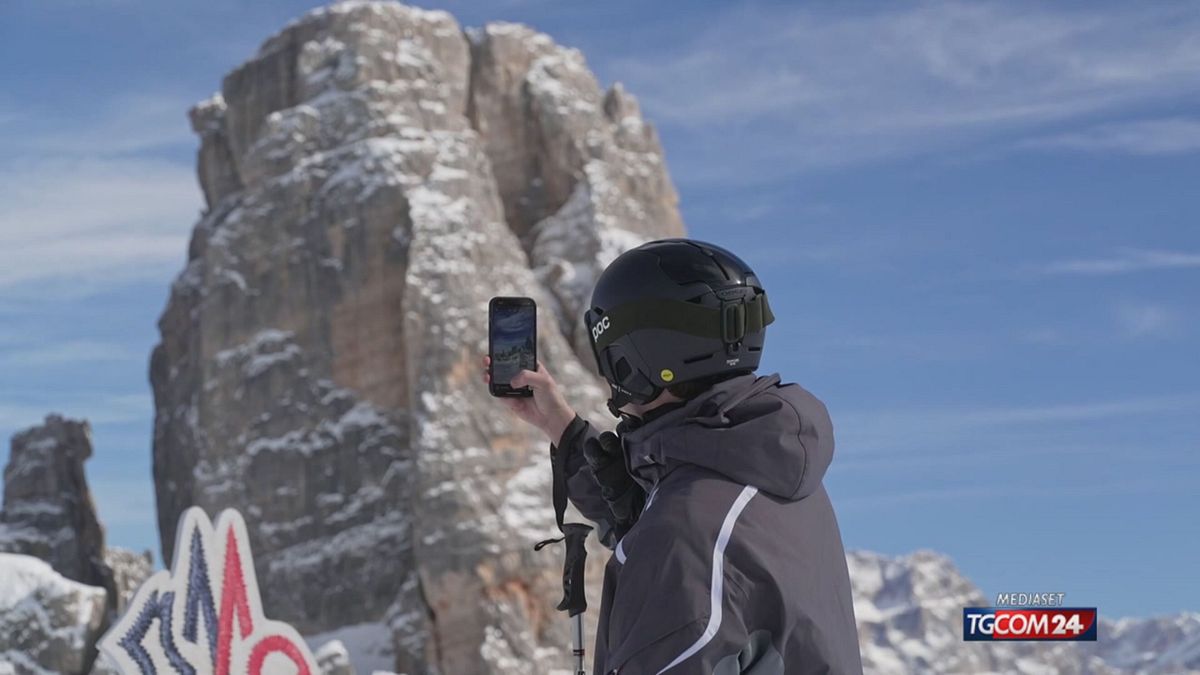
left=597, top=227, right=649, bottom=270
left=267, top=514, right=408, bottom=574
left=483, top=22, right=530, bottom=38
left=479, top=624, right=523, bottom=672
left=0, top=501, right=64, bottom=519
left=213, top=329, right=306, bottom=382
left=387, top=39, right=435, bottom=70
left=336, top=401, right=395, bottom=430
left=216, top=329, right=292, bottom=360
left=500, top=461, right=557, bottom=543
left=298, top=36, right=350, bottom=94
left=215, top=267, right=249, bottom=293
left=0, top=554, right=103, bottom=626
left=0, top=553, right=104, bottom=671
left=0, top=652, right=52, bottom=675
left=305, top=622, right=395, bottom=674
left=524, top=174, right=649, bottom=345
left=526, top=52, right=600, bottom=116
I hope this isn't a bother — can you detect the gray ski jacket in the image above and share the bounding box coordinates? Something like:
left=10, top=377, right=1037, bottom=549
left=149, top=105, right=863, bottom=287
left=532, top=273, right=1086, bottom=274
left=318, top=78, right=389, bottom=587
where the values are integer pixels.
left=552, top=373, right=863, bottom=675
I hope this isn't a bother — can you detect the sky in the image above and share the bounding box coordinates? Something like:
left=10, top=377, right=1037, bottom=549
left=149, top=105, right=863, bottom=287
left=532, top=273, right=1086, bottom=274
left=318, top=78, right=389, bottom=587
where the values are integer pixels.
left=0, top=1, right=1197, bottom=619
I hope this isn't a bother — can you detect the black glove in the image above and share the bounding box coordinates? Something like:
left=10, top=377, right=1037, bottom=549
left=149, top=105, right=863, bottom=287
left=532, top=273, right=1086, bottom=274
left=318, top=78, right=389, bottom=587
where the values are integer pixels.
left=583, top=431, right=646, bottom=541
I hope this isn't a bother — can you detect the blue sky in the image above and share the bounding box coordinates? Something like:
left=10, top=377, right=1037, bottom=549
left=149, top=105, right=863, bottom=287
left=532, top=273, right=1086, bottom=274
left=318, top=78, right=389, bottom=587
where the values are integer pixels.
left=1, top=1, right=1197, bottom=618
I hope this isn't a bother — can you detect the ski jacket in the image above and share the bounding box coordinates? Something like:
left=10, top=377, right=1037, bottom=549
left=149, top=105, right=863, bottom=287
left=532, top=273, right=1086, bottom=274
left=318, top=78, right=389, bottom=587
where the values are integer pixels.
left=553, top=373, right=864, bottom=675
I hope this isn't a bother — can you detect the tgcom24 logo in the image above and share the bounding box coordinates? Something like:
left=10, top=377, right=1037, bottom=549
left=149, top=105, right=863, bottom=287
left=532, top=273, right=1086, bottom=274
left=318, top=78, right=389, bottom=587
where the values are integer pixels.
left=963, top=593, right=1098, bottom=643
left=98, top=508, right=319, bottom=675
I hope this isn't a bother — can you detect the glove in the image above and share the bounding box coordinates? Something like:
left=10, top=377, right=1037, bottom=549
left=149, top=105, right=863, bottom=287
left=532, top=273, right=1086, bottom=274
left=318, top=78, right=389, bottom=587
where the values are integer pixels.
left=583, top=431, right=646, bottom=541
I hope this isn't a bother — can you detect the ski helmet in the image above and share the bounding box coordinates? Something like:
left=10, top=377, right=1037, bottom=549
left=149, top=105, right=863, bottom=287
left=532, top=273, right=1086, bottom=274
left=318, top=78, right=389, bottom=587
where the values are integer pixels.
left=584, top=238, right=774, bottom=416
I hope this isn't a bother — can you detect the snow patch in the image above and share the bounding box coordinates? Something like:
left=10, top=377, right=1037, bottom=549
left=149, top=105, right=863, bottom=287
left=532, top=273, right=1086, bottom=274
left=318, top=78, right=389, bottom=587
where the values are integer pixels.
left=305, top=622, right=395, bottom=674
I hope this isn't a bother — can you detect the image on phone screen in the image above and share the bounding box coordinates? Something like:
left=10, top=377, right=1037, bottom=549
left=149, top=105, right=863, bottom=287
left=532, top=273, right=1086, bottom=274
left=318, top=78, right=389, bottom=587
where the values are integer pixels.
left=489, top=297, right=536, bottom=396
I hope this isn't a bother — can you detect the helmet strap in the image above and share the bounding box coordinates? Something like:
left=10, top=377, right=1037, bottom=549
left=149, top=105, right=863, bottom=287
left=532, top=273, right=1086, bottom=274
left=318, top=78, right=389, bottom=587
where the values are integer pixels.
left=605, top=383, right=662, bottom=420
left=606, top=398, right=625, bottom=420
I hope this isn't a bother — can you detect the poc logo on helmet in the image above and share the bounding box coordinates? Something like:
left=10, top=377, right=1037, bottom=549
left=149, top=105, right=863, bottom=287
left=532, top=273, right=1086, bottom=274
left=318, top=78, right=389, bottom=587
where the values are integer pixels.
left=591, top=316, right=612, bottom=342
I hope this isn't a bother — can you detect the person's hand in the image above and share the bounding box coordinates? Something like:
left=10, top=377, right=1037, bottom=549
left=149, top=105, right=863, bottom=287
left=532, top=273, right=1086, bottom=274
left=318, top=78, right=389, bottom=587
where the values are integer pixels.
left=482, top=356, right=577, bottom=444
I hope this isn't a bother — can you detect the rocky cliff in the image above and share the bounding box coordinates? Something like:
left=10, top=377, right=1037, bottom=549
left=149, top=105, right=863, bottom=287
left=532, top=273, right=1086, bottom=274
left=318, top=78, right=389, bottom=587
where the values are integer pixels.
left=0, top=416, right=114, bottom=603
left=99, top=547, right=153, bottom=615
left=0, top=416, right=155, bottom=675
left=150, top=2, right=682, bottom=672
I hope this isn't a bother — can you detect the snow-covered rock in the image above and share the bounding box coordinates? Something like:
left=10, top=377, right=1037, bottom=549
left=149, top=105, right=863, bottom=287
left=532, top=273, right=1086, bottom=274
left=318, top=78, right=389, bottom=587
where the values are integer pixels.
left=0, top=553, right=106, bottom=675
left=0, top=415, right=115, bottom=608
left=0, top=418, right=155, bottom=673
left=149, top=2, right=671, bottom=672
left=313, top=639, right=355, bottom=675
left=305, top=623, right=395, bottom=674
left=1089, top=612, right=1200, bottom=674
left=468, top=23, right=684, bottom=358
left=99, top=546, right=152, bottom=614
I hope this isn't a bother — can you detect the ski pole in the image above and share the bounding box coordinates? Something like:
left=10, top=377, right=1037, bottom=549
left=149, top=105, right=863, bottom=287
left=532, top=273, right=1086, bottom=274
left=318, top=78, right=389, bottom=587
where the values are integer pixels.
left=573, top=611, right=586, bottom=675
left=534, top=426, right=593, bottom=674
left=534, top=522, right=591, bottom=673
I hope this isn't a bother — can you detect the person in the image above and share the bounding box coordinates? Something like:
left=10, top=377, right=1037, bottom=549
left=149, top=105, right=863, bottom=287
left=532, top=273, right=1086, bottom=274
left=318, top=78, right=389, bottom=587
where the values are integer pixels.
left=484, top=239, right=864, bottom=674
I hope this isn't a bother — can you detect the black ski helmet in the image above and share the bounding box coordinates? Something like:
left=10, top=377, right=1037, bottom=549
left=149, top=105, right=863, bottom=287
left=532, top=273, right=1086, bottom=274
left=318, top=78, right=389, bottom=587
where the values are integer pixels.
left=584, top=238, right=773, bottom=416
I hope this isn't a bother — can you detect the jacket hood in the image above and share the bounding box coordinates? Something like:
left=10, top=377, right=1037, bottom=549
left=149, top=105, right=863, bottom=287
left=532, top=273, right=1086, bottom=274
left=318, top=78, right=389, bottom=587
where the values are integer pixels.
left=621, top=372, right=836, bottom=501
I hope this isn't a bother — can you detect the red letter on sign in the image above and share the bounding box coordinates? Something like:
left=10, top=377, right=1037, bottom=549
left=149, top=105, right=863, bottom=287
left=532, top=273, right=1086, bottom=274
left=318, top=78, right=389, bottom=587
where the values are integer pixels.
left=216, top=526, right=255, bottom=675
left=248, top=635, right=312, bottom=675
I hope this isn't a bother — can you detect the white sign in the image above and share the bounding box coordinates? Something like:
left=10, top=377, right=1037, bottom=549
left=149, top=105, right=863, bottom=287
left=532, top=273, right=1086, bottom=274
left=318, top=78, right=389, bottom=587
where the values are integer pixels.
left=99, top=508, right=319, bottom=675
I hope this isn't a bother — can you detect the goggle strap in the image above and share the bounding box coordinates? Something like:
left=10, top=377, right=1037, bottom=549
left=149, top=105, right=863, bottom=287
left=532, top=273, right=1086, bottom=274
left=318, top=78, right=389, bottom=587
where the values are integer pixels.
left=590, top=292, right=773, bottom=352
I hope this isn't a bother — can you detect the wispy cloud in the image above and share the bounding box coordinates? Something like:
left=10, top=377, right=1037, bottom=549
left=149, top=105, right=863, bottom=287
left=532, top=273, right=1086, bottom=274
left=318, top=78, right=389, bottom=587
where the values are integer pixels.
left=1022, top=117, right=1200, bottom=156
left=0, top=156, right=196, bottom=291
left=0, top=340, right=139, bottom=368
left=912, top=394, right=1197, bottom=426
left=836, top=392, right=1200, bottom=455
left=0, top=393, right=152, bottom=432
left=836, top=439, right=1198, bottom=473
left=837, top=474, right=1198, bottom=511
left=0, top=89, right=199, bottom=294
left=609, top=2, right=1200, bottom=182
left=10, top=92, right=195, bottom=157
left=1039, top=248, right=1200, bottom=276
left=1114, top=302, right=1181, bottom=339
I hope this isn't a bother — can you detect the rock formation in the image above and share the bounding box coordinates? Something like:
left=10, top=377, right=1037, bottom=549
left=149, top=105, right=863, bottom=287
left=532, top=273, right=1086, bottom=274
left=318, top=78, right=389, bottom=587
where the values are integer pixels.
left=467, top=23, right=684, bottom=359
left=100, top=547, right=153, bottom=614
left=314, top=641, right=356, bottom=675
left=0, top=415, right=157, bottom=674
left=0, top=416, right=114, bottom=600
left=151, top=2, right=681, bottom=672
left=0, top=553, right=108, bottom=675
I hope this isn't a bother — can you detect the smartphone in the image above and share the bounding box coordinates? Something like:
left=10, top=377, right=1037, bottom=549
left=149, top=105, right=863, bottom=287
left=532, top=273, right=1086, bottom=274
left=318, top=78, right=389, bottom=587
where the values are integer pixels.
left=488, top=296, right=537, bottom=397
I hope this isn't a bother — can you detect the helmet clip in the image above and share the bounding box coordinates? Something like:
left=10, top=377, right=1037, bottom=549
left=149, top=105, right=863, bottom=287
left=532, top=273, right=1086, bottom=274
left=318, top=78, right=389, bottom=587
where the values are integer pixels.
left=720, top=299, right=747, bottom=344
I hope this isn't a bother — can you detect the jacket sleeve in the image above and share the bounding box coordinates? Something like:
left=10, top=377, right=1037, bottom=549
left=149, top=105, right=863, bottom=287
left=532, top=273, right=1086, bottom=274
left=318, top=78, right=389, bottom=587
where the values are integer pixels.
left=552, top=415, right=621, bottom=548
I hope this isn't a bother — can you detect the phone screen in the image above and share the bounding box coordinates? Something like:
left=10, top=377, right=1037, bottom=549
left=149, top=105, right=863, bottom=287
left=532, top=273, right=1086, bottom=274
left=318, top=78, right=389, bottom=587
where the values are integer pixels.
left=489, top=298, right=536, bottom=394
